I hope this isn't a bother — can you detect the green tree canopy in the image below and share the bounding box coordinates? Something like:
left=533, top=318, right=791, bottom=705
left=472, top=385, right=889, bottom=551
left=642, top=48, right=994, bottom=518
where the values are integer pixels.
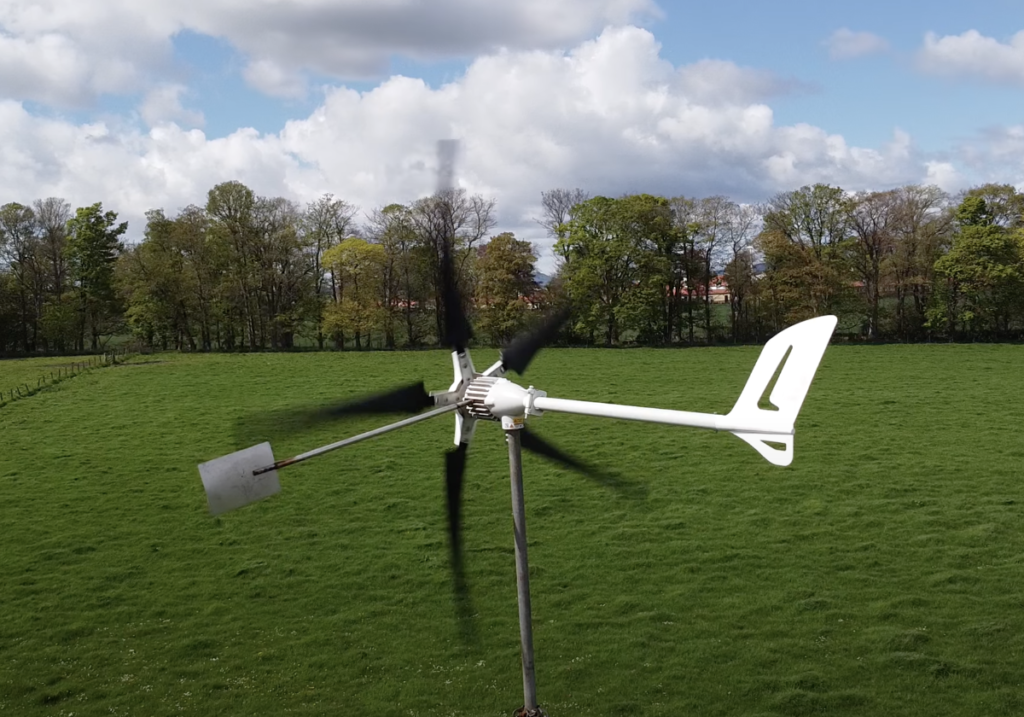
left=475, top=232, right=538, bottom=345
left=930, top=195, right=1024, bottom=338
left=66, top=202, right=127, bottom=350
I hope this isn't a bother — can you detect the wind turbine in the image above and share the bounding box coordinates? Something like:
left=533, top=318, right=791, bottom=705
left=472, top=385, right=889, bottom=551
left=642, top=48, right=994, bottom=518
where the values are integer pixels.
left=198, top=141, right=838, bottom=716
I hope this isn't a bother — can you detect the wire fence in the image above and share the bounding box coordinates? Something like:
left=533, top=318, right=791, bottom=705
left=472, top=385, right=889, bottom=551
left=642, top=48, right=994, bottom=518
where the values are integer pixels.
left=0, top=346, right=139, bottom=408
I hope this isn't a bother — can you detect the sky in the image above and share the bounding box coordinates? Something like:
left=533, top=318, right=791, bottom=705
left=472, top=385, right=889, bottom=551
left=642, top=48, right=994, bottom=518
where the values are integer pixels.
left=1, top=0, right=1023, bottom=270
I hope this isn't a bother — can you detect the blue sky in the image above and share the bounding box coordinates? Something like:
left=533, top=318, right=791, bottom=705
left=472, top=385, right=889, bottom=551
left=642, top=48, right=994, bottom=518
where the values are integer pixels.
left=1, top=0, right=1022, bottom=265
left=141, top=0, right=1024, bottom=151
left=650, top=0, right=1021, bottom=151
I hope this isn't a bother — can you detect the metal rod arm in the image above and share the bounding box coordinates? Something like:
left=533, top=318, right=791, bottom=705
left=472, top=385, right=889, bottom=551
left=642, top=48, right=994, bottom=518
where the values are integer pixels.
left=531, top=396, right=791, bottom=435
left=254, top=404, right=459, bottom=475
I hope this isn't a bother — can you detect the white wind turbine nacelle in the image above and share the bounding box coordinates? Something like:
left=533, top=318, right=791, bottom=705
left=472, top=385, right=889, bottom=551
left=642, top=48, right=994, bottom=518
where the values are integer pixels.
left=462, top=315, right=838, bottom=466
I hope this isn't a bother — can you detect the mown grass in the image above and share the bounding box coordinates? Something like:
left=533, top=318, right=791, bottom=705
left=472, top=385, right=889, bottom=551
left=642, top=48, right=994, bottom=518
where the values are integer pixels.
left=1, top=345, right=1023, bottom=716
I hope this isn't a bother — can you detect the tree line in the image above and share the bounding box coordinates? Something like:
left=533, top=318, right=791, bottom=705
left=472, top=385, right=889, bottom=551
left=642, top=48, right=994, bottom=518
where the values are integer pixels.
left=555, top=183, right=1021, bottom=345
left=1, top=180, right=1023, bottom=355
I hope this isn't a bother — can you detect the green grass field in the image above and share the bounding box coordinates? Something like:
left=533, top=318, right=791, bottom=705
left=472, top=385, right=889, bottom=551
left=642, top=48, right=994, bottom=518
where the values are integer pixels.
left=2, top=344, right=1023, bottom=716
left=0, top=355, right=116, bottom=407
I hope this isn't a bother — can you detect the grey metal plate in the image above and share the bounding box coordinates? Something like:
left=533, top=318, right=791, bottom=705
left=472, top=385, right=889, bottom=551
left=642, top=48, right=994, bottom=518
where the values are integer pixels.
left=198, top=442, right=280, bottom=515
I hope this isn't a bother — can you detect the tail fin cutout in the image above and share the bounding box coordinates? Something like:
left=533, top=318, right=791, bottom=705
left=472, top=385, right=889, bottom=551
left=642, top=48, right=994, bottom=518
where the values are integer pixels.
left=727, top=315, right=838, bottom=466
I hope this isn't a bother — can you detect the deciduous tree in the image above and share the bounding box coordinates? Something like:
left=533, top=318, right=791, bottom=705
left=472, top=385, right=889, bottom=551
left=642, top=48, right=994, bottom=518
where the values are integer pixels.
left=475, top=232, right=538, bottom=345
left=0, top=202, right=40, bottom=351
left=930, top=195, right=1024, bottom=339
left=66, top=202, right=127, bottom=351
left=323, top=237, right=386, bottom=348
left=758, top=184, right=854, bottom=329
left=304, top=194, right=357, bottom=348
left=410, top=188, right=495, bottom=346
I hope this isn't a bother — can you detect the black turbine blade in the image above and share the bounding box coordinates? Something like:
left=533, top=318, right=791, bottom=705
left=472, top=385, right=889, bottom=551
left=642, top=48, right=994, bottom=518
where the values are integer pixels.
left=234, top=382, right=433, bottom=444
left=445, top=443, right=468, bottom=569
left=519, top=425, right=592, bottom=474
left=441, top=241, right=472, bottom=351
left=320, top=381, right=433, bottom=418
left=520, top=426, right=646, bottom=498
left=445, top=443, right=477, bottom=640
left=501, top=307, right=570, bottom=375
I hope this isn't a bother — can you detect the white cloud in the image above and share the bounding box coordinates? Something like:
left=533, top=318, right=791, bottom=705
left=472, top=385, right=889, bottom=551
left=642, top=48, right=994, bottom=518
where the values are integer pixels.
left=139, top=84, right=205, bottom=128
left=982, top=124, right=1024, bottom=157
left=953, top=124, right=1024, bottom=184
left=0, top=29, right=146, bottom=105
left=0, top=0, right=661, bottom=105
left=242, top=59, right=308, bottom=99
left=824, top=28, right=889, bottom=60
left=917, top=29, right=1024, bottom=86
left=923, top=161, right=963, bottom=193
left=0, top=25, right=980, bottom=271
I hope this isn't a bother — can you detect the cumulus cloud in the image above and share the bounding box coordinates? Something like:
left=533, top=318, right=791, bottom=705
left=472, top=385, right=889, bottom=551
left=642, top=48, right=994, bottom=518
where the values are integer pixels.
left=0, top=26, right=979, bottom=270
left=917, top=29, right=1024, bottom=86
left=824, top=28, right=889, bottom=60
left=923, top=161, right=963, bottom=193
left=0, top=0, right=661, bottom=105
left=139, top=84, right=205, bottom=128
left=0, top=30, right=146, bottom=105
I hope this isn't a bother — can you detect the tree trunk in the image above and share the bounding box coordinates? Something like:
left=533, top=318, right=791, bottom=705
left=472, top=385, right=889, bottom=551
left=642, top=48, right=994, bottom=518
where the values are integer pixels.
left=686, top=296, right=694, bottom=344
left=435, top=291, right=444, bottom=347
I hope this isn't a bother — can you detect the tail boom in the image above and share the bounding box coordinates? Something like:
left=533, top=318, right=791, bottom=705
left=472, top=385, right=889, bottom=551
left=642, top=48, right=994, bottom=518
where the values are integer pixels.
left=531, top=315, right=837, bottom=467
left=530, top=396, right=786, bottom=435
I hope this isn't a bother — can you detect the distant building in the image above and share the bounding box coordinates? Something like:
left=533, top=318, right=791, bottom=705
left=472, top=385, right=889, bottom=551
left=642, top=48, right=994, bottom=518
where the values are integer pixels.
left=669, top=275, right=731, bottom=303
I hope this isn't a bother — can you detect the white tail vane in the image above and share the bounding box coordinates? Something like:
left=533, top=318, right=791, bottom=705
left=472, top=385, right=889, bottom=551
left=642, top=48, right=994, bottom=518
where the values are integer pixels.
left=725, top=314, right=837, bottom=465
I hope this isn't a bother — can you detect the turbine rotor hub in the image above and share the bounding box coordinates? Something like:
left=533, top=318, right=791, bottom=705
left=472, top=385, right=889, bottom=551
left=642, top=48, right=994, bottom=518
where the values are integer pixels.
left=464, top=376, right=501, bottom=420
left=464, top=376, right=546, bottom=421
